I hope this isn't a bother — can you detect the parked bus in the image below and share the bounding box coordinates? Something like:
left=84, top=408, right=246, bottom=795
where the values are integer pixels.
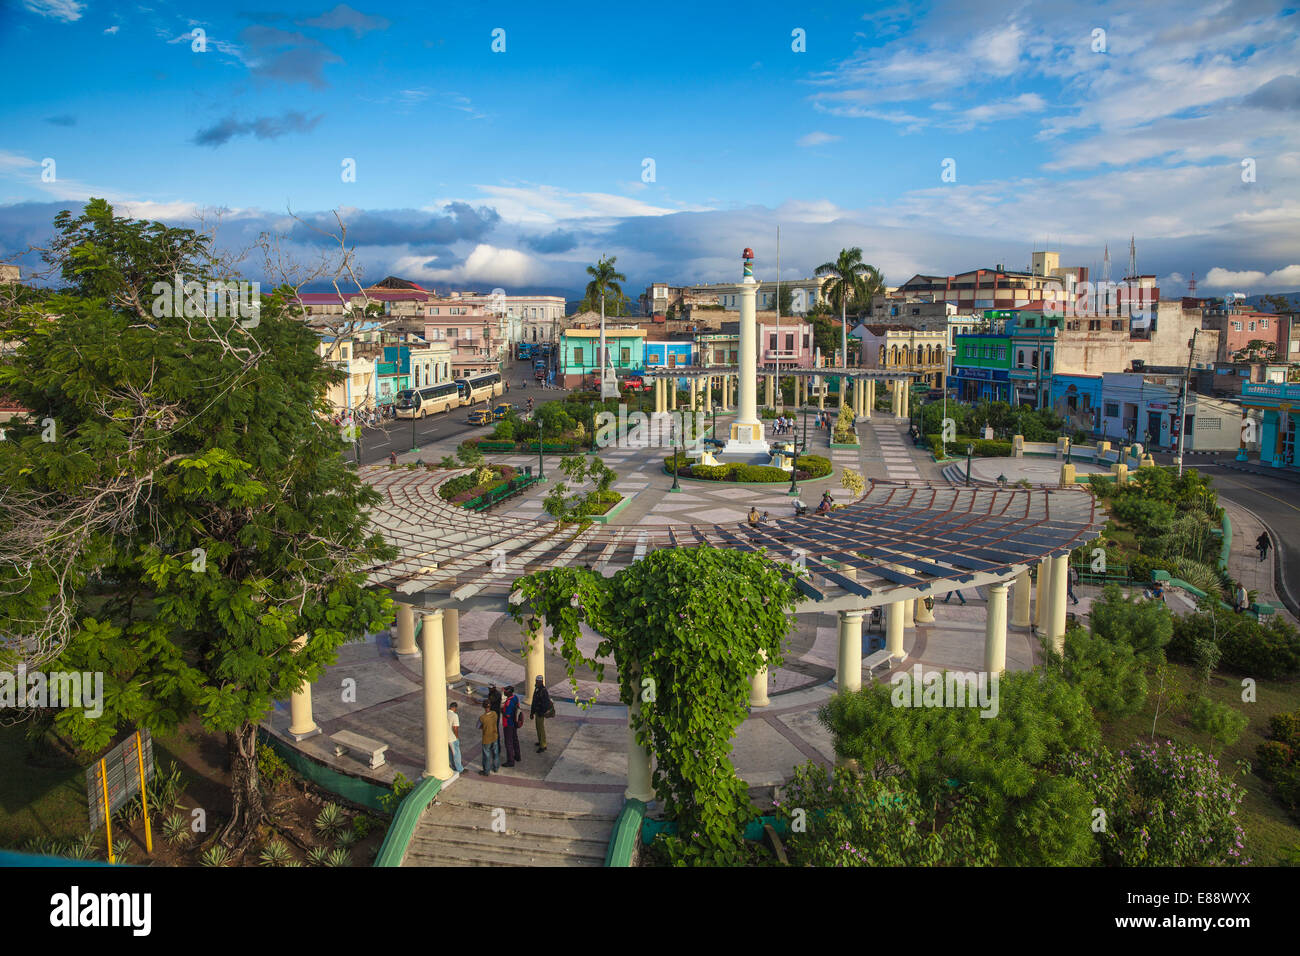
left=394, top=381, right=460, bottom=419
left=456, top=371, right=504, bottom=406
left=516, top=343, right=533, bottom=360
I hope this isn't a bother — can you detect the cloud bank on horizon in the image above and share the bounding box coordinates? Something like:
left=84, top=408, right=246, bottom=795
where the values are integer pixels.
left=3, top=0, right=1299, bottom=300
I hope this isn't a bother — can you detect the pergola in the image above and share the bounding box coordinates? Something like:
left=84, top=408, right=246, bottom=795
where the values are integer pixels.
left=284, top=465, right=1104, bottom=788
left=638, top=365, right=920, bottom=418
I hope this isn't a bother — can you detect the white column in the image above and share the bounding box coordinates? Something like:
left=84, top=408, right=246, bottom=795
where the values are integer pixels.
left=735, top=279, right=760, bottom=431
left=885, top=600, right=906, bottom=658
left=689, top=376, right=698, bottom=412
left=836, top=610, right=865, bottom=692
left=287, top=634, right=319, bottom=739
left=443, top=608, right=461, bottom=682
left=625, top=696, right=655, bottom=802
left=704, top=375, right=712, bottom=412
left=750, top=649, right=770, bottom=707
left=1012, top=570, right=1032, bottom=628
left=984, top=582, right=1009, bottom=675
left=1034, top=559, right=1048, bottom=627
left=394, top=603, right=417, bottom=656
left=421, top=610, right=452, bottom=780
left=1049, top=554, right=1069, bottom=653
left=865, top=379, right=874, bottom=418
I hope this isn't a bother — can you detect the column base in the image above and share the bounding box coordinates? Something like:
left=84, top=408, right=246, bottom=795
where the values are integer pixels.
left=624, top=786, right=656, bottom=803
left=287, top=725, right=321, bottom=742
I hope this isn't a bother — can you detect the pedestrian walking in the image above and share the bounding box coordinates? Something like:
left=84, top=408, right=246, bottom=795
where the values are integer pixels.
left=943, top=589, right=967, bottom=605
left=501, top=684, right=522, bottom=766
left=447, top=702, right=464, bottom=774
left=1068, top=565, right=1080, bottom=605
left=477, top=699, right=500, bottom=775
left=1257, top=531, right=1271, bottom=562
left=530, top=675, right=553, bottom=753
left=388, top=451, right=398, bottom=466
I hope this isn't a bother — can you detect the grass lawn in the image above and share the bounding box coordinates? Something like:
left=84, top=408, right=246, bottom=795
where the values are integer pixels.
left=1099, top=660, right=1300, bottom=866
left=0, top=716, right=231, bottom=854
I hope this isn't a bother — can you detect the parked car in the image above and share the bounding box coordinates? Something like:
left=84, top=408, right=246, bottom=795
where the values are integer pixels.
left=492, top=402, right=512, bottom=421
left=467, top=409, right=494, bottom=425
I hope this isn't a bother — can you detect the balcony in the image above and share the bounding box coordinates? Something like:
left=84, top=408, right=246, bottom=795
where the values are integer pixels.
left=764, top=349, right=798, bottom=359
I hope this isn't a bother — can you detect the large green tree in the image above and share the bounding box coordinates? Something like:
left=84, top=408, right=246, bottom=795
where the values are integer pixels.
left=0, top=199, right=394, bottom=848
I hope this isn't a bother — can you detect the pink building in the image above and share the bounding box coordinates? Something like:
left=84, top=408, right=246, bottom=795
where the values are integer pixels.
left=757, top=320, right=815, bottom=370
left=423, top=304, right=505, bottom=378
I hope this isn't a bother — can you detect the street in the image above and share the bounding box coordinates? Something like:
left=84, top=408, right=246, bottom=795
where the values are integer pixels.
left=1198, top=464, right=1300, bottom=617
left=354, top=361, right=571, bottom=466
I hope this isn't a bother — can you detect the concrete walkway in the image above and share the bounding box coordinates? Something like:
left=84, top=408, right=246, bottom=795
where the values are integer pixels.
left=1220, top=499, right=1298, bottom=627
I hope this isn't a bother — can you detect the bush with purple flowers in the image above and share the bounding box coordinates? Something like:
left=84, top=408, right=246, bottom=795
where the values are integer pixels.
left=1061, top=740, right=1249, bottom=866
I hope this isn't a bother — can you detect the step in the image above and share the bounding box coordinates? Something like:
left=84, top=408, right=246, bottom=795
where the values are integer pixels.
left=433, top=785, right=624, bottom=822
left=412, top=825, right=609, bottom=862
left=402, top=843, right=602, bottom=867
left=419, top=803, right=616, bottom=843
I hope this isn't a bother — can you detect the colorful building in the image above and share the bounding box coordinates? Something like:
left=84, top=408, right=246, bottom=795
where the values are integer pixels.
left=951, top=333, right=1012, bottom=402
left=560, top=328, right=646, bottom=388
left=1238, top=381, right=1298, bottom=469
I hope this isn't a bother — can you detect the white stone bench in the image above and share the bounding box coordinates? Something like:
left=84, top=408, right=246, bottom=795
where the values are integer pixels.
left=863, top=649, right=898, bottom=681
left=331, top=730, right=389, bottom=769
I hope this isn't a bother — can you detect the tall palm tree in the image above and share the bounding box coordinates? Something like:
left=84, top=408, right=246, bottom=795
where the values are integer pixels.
left=815, top=248, right=884, bottom=368
left=584, top=255, right=627, bottom=381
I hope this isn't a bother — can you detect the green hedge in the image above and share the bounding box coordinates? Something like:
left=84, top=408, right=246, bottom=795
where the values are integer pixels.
left=661, top=455, right=798, bottom=483
left=476, top=440, right=515, bottom=451
left=926, top=434, right=1013, bottom=458
left=796, top=454, right=832, bottom=478
left=523, top=441, right=575, bottom=452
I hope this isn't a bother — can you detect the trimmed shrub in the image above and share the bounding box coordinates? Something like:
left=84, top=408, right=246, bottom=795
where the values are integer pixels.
left=795, top=454, right=832, bottom=478
left=1186, top=695, right=1249, bottom=748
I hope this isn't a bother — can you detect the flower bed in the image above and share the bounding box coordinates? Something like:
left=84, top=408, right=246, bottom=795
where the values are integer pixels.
left=584, top=491, right=624, bottom=515
left=438, top=465, right=518, bottom=504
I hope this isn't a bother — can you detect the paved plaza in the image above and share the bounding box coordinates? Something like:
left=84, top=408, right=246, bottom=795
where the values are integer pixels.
left=267, top=410, right=1108, bottom=813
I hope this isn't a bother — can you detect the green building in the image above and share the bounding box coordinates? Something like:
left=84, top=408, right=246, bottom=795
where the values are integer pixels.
left=560, top=327, right=646, bottom=388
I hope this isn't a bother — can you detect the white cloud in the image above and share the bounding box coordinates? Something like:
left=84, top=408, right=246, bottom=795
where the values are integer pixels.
left=104, top=25, right=120, bottom=35
left=1203, top=265, right=1300, bottom=289
left=21, top=0, right=84, bottom=22
left=797, top=131, right=840, bottom=147
left=429, top=184, right=707, bottom=226
left=391, top=244, right=540, bottom=285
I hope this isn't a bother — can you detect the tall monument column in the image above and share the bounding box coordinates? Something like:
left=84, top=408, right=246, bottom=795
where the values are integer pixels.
left=723, top=247, right=769, bottom=455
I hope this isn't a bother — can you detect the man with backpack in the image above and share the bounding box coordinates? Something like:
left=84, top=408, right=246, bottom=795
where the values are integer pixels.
left=530, top=675, right=553, bottom=753
left=500, top=685, right=523, bottom=766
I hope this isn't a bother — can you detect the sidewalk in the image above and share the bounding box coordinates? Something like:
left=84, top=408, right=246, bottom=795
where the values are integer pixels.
left=1220, top=499, right=1298, bottom=627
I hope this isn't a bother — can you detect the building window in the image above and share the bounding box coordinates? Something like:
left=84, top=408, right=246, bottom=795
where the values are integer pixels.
left=620, top=347, right=631, bottom=364
left=785, top=333, right=794, bottom=350
left=769, top=333, right=777, bottom=349
left=1261, top=319, right=1269, bottom=329
left=1249, top=321, right=1256, bottom=331
left=574, top=347, right=584, bottom=365
left=1018, top=350, right=1025, bottom=367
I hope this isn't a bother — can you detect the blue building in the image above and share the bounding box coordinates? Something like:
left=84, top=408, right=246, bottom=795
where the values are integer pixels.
left=1239, top=382, right=1298, bottom=469
left=644, top=340, right=694, bottom=390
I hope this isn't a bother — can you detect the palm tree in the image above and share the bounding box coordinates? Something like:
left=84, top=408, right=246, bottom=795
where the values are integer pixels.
left=815, top=248, right=884, bottom=368
left=584, top=255, right=627, bottom=381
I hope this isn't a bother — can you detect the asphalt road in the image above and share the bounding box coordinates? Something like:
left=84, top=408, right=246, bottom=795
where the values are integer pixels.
left=1197, top=464, right=1300, bottom=617
left=355, top=363, right=569, bottom=466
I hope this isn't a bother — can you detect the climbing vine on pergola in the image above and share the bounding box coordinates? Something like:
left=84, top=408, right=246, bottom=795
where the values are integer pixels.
left=509, top=546, right=797, bottom=862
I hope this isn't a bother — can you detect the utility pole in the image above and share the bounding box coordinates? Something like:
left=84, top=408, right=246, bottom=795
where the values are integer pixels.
left=775, top=225, right=780, bottom=407
left=1175, top=328, right=1199, bottom=476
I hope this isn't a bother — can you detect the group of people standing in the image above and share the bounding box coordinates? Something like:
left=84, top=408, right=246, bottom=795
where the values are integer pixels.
left=771, top=415, right=797, bottom=435
left=446, top=676, right=554, bottom=777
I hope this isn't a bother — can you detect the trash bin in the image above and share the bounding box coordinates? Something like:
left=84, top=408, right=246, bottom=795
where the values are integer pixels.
left=525, top=465, right=532, bottom=477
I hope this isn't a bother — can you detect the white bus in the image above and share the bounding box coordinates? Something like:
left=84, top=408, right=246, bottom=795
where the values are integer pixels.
left=394, top=381, right=461, bottom=419
left=456, top=372, right=504, bottom=406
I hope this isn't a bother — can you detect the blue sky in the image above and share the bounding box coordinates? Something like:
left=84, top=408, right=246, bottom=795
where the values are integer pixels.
left=2, top=0, right=1299, bottom=300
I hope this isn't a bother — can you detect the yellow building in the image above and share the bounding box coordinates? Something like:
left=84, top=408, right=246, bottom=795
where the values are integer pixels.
left=853, top=325, right=948, bottom=389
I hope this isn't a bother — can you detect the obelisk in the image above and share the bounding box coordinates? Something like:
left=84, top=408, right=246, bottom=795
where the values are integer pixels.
left=723, top=247, right=769, bottom=455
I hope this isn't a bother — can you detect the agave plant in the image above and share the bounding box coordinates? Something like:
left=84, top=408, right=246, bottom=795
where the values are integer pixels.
left=1172, top=557, right=1221, bottom=595
left=147, top=761, right=187, bottom=812
left=162, top=811, right=191, bottom=846
left=306, top=845, right=330, bottom=867
left=325, top=847, right=352, bottom=868
left=65, top=836, right=98, bottom=860
left=334, top=828, right=358, bottom=849
left=200, top=844, right=231, bottom=867
left=259, top=839, right=293, bottom=867
left=313, top=802, right=347, bottom=839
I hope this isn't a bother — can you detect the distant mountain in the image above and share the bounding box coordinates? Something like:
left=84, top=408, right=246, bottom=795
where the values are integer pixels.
left=1243, top=291, right=1300, bottom=312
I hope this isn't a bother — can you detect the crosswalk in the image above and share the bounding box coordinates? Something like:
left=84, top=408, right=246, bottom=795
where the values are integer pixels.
left=868, top=420, right=921, bottom=481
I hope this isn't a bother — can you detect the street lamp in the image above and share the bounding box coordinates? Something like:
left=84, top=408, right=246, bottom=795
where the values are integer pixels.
left=670, top=418, right=682, bottom=493
left=537, top=415, right=546, bottom=481
left=965, top=443, right=974, bottom=486
left=409, top=409, right=418, bottom=453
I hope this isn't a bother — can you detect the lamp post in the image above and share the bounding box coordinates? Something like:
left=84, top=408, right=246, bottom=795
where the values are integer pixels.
left=537, top=416, right=546, bottom=480
left=409, top=407, right=417, bottom=453
left=670, top=416, right=681, bottom=493
left=965, top=443, right=974, bottom=486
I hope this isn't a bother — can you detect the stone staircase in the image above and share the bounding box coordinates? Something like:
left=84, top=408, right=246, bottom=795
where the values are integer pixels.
left=401, top=779, right=623, bottom=867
